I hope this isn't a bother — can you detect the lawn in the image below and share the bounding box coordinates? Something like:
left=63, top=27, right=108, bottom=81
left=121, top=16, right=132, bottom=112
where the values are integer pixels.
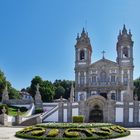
left=15, top=123, right=130, bottom=140
left=8, top=106, right=27, bottom=116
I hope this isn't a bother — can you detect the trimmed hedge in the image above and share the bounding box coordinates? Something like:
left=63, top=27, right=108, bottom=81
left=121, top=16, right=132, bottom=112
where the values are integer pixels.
left=72, top=115, right=84, bottom=123
left=47, top=129, right=59, bottom=137
left=15, top=123, right=130, bottom=140
left=35, top=108, right=44, bottom=114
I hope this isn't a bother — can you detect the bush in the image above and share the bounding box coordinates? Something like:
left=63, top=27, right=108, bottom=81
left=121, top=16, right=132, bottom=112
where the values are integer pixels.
left=20, top=107, right=28, bottom=112
left=0, top=104, right=8, bottom=114
left=47, top=129, right=59, bottom=137
left=110, top=126, right=127, bottom=133
left=64, top=128, right=79, bottom=138
left=35, top=108, right=43, bottom=114
left=72, top=115, right=84, bottom=123
left=31, top=130, right=45, bottom=136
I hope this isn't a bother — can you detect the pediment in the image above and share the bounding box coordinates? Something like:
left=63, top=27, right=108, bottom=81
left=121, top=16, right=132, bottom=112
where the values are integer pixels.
left=90, top=58, right=118, bottom=68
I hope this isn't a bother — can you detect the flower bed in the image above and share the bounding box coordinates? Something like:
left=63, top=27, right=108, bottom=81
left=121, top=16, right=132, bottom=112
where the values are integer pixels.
left=15, top=123, right=130, bottom=140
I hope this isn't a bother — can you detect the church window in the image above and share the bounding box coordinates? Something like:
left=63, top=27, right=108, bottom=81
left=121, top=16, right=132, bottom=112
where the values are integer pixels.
left=100, top=71, right=107, bottom=82
left=92, top=76, right=97, bottom=83
left=111, top=75, right=115, bottom=82
left=123, top=47, right=129, bottom=58
left=80, top=50, right=85, bottom=60
left=123, top=72, right=128, bottom=85
left=111, top=93, right=116, bottom=100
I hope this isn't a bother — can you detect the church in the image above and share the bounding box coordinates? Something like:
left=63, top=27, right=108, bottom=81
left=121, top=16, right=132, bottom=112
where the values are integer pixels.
left=1, top=25, right=140, bottom=127
left=75, top=25, right=134, bottom=102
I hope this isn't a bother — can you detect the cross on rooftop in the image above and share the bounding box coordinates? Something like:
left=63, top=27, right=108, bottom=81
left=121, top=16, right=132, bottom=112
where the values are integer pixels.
left=101, top=50, right=106, bottom=59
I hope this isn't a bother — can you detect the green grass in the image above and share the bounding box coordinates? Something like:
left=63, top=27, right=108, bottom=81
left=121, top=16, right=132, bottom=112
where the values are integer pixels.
left=8, top=106, right=27, bottom=116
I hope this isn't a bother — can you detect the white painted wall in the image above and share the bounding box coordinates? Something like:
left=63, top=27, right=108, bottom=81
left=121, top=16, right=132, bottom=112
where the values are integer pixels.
left=43, top=110, right=58, bottom=122
left=43, top=107, right=53, bottom=112
left=129, top=108, right=133, bottom=122
left=12, top=104, right=31, bottom=109
left=63, top=109, right=67, bottom=122
left=8, top=116, right=15, bottom=122
left=115, top=108, right=123, bottom=122
left=72, top=108, right=79, bottom=116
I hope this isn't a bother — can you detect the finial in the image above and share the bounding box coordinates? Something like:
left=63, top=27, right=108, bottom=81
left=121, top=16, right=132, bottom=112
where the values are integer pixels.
left=122, top=24, right=127, bottom=34
left=36, top=83, right=40, bottom=92
left=101, top=51, right=106, bottom=59
left=82, top=27, right=85, bottom=33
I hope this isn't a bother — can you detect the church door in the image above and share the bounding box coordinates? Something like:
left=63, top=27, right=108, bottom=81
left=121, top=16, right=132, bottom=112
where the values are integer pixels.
left=89, top=105, right=103, bottom=122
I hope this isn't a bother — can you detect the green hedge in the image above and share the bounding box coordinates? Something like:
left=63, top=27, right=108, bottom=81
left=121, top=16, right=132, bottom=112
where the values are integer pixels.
left=72, top=115, right=84, bottom=123
left=15, top=124, right=130, bottom=140
left=35, top=108, right=43, bottom=114
left=47, top=129, right=59, bottom=137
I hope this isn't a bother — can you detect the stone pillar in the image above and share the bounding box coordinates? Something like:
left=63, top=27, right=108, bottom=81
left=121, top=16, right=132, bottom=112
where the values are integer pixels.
left=1, top=106, right=8, bottom=126
left=34, top=84, right=43, bottom=109
left=79, top=101, right=86, bottom=122
left=58, top=102, right=64, bottom=122
left=70, top=82, right=74, bottom=103
left=36, top=116, right=42, bottom=124
left=67, top=102, right=72, bottom=122
left=133, top=101, right=139, bottom=127
left=15, top=109, right=22, bottom=125
left=124, top=102, right=129, bottom=126
left=2, top=85, right=9, bottom=104
left=106, top=101, right=115, bottom=123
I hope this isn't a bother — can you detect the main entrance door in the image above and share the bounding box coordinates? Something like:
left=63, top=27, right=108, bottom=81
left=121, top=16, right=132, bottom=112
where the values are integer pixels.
left=89, top=105, right=103, bottom=122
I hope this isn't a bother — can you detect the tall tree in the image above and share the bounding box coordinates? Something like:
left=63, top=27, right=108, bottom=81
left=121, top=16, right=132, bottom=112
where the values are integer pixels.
left=0, top=70, right=20, bottom=100
left=28, top=76, right=55, bottom=102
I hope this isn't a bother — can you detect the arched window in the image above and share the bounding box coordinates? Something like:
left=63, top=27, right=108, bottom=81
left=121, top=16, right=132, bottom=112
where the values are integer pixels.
left=100, top=71, right=107, bottom=82
left=80, top=50, right=85, bottom=60
left=123, top=47, right=129, bottom=58
left=111, top=93, right=116, bottom=100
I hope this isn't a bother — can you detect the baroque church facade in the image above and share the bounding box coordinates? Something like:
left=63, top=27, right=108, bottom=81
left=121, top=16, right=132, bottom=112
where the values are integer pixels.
left=75, top=25, right=134, bottom=102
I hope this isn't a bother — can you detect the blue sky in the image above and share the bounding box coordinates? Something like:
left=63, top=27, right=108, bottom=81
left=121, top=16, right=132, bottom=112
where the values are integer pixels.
left=0, top=0, right=140, bottom=90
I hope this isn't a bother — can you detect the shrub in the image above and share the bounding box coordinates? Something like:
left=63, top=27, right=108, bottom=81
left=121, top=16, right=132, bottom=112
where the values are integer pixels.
left=31, top=130, right=45, bottom=136
left=64, top=128, right=80, bottom=137
left=20, top=107, right=28, bottom=112
left=47, top=129, right=59, bottom=137
left=110, top=126, right=127, bottom=133
left=89, top=128, right=96, bottom=133
left=0, top=104, right=8, bottom=114
left=35, top=108, right=43, bottom=114
left=100, top=127, right=112, bottom=133
left=72, top=115, right=84, bottom=123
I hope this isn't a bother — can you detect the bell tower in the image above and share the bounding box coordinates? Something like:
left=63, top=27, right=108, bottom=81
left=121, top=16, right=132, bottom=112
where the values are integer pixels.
left=74, top=28, right=92, bottom=101
left=116, top=25, right=133, bottom=65
left=116, top=25, right=134, bottom=101
left=75, top=28, right=92, bottom=66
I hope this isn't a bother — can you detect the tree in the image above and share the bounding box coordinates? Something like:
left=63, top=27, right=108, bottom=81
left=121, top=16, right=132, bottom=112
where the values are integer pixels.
left=28, top=76, right=55, bottom=102
left=134, top=77, right=140, bottom=100
left=0, top=70, right=20, bottom=101
left=0, top=70, right=6, bottom=100
left=40, top=80, right=55, bottom=102
left=54, top=86, right=65, bottom=99
left=53, top=80, right=75, bottom=99
left=28, top=76, right=43, bottom=98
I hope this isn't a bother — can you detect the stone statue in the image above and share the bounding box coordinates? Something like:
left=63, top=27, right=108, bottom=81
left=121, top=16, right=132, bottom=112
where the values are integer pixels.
left=2, top=84, right=9, bottom=104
